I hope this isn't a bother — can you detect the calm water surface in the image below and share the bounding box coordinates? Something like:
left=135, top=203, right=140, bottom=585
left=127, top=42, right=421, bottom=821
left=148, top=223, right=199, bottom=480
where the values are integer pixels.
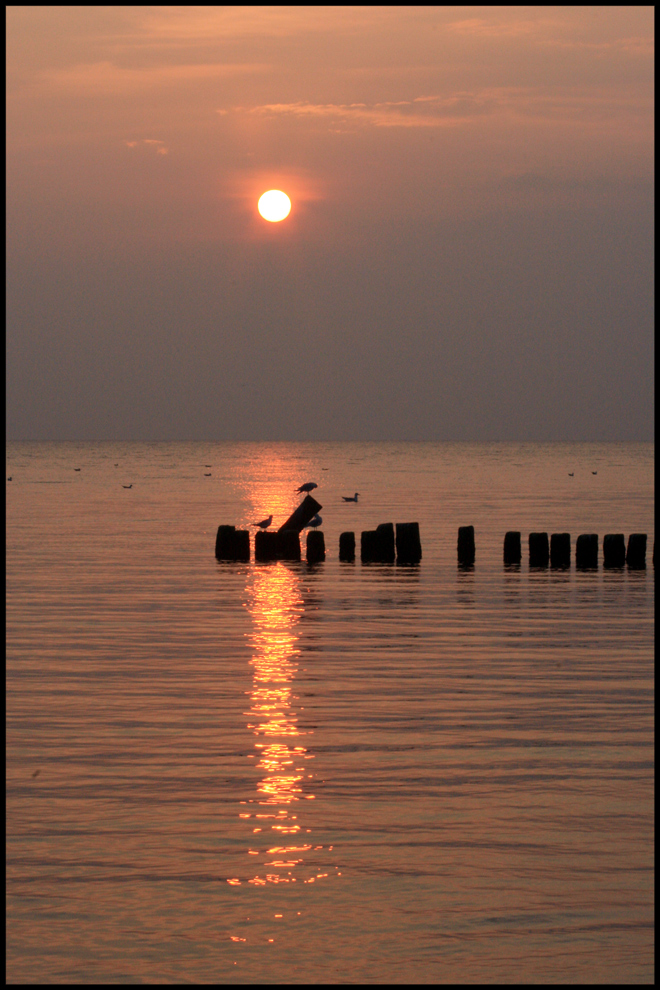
left=6, top=442, right=654, bottom=983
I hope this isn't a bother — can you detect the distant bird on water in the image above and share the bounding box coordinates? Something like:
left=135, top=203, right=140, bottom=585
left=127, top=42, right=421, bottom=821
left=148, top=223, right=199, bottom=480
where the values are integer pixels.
left=592, top=471, right=598, bottom=475
left=252, top=514, right=273, bottom=530
left=74, top=468, right=81, bottom=471
left=305, top=514, right=322, bottom=529
left=295, top=482, right=318, bottom=495
left=342, top=492, right=359, bottom=502
left=568, top=472, right=574, bottom=477
left=204, top=473, right=211, bottom=477
left=122, top=484, right=133, bottom=489
left=8, top=477, right=12, bottom=481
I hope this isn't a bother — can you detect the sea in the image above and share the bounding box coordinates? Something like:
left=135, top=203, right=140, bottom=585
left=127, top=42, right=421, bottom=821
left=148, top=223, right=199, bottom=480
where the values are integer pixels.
left=6, top=440, right=654, bottom=984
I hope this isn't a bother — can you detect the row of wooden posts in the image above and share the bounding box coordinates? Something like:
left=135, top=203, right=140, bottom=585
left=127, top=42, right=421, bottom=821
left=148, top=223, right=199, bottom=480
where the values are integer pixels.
left=215, top=494, right=424, bottom=566
left=463, top=526, right=649, bottom=569
left=215, top=493, right=650, bottom=569
left=215, top=521, right=422, bottom=565
left=216, top=521, right=649, bottom=569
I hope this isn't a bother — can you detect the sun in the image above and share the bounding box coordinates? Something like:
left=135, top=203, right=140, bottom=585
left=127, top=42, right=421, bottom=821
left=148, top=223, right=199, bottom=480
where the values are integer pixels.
left=258, top=189, right=292, bottom=222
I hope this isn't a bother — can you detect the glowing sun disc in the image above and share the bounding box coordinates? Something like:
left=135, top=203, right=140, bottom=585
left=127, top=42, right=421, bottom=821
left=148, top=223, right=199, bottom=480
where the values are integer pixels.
left=258, top=190, right=291, bottom=222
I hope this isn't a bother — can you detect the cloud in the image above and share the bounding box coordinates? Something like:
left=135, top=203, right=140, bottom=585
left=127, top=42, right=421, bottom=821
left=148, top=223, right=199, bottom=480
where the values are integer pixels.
left=236, top=93, right=498, bottom=129
left=233, top=87, right=650, bottom=131
left=124, top=138, right=168, bottom=155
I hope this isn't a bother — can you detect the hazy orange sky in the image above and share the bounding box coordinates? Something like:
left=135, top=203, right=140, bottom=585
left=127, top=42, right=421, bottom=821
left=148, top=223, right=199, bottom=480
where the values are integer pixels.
left=6, top=6, right=654, bottom=440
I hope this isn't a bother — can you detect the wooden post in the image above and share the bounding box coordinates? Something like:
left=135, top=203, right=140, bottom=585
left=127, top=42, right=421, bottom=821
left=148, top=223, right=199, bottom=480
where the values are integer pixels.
left=503, top=531, right=521, bottom=565
left=278, top=530, right=301, bottom=562
left=575, top=534, right=598, bottom=569
left=216, top=525, right=250, bottom=561
left=233, top=530, right=250, bottom=562
left=395, top=522, right=422, bottom=564
left=278, top=495, right=323, bottom=534
left=626, top=533, right=647, bottom=569
left=255, top=530, right=280, bottom=562
left=339, top=531, right=356, bottom=562
left=457, top=526, right=475, bottom=566
left=603, top=534, right=625, bottom=568
left=360, top=530, right=379, bottom=563
left=376, top=522, right=395, bottom=563
left=550, top=533, right=570, bottom=569
left=529, top=532, right=549, bottom=568
left=306, top=530, right=325, bottom=563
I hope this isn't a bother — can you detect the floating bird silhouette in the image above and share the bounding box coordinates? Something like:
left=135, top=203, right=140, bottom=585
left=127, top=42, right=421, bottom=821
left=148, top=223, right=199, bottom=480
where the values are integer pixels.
left=252, top=514, right=273, bottom=530
left=74, top=468, right=81, bottom=471
left=295, top=482, right=318, bottom=495
left=342, top=492, right=359, bottom=502
left=592, top=471, right=598, bottom=475
left=305, top=514, right=322, bottom=529
left=205, top=465, right=211, bottom=467
left=204, top=473, right=211, bottom=477
left=568, top=472, right=574, bottom=477
left=122, top=484, right=133, bottom=489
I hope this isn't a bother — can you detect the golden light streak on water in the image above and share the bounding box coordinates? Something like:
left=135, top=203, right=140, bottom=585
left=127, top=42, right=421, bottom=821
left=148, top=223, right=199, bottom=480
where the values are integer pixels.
left=242, top=559, right=325, bottom=885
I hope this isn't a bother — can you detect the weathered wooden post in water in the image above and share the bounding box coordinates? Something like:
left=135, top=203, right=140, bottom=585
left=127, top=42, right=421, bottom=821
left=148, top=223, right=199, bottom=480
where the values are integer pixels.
left=503, top=531, right=521, bottom=565
left=278, top=530, right=301, bottom=562
left=457, top=526, right=475, bottom=566
left=395, top=522, right=422, bottom=564
left=575, top=534, right=598, bottom=569
left=306, top=530, right=325, bottom=563
left=626, top=533, right=647, bottom=569
left=339, top=532, right=355, bottom=562
left=529, top=532, right=549, bottom=568
left=360, top=530, right=380, bottom=563
left=603, top=533, right=625, bottom=568
left=550, top=533, right=570, bottom=569
left=361, top=523, right=395, bottom=563
left=278, top=495, right=323, bottom=534
left=215, top=525, right=250, bottom=561
left=376, top=523, right=395, bottom=563
left=254, top=530, right=280, bottom=562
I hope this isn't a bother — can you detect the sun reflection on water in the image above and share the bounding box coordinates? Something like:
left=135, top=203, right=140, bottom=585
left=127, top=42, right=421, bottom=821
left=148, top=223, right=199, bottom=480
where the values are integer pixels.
left=229, top=560, right=330, bottom=888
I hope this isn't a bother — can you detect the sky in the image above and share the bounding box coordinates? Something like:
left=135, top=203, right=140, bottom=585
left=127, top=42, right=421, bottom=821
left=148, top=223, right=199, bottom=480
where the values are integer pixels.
left=6, top=6, right=654, bottom=441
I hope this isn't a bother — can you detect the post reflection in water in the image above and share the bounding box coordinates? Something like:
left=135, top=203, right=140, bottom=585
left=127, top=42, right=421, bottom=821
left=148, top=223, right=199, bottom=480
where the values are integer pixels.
left=228, top=561, right=335, bottom=889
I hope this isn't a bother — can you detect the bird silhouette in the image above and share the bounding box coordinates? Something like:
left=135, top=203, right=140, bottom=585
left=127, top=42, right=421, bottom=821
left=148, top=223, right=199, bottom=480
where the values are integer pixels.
left=122, top=484, right=133, bottom=489
left=342, top=492, right=359, bottom=502
left=253, top=514, right=273, bottom=530
left=305, top=514, right=322, bottom=529
left=204, top=473, right=211, bottom=476
left=592, top=471, right=598, bottom=475
left=568, top=472, right=574, bottom=477
left=8, top=477, right=12, bottom=481
left=295, top=482, right=318, bottom=494
left=74, top=468, right=81, bottom=472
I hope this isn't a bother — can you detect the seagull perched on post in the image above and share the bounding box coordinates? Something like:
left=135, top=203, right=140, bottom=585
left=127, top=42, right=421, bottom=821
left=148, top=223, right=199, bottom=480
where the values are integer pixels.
left=252, top=514, right=273, bottom=530
left=295, top=482, right=318, bottom=495
left=305, top=514, right=322, bottom=529
left=342, top=492, right=359, bottom=502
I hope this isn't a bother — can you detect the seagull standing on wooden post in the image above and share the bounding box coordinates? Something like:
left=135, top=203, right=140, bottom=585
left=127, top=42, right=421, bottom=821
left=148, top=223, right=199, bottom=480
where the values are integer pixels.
left=252, top=514, right=273, bottom=530
left=295, top=482, right=318, bottom=496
